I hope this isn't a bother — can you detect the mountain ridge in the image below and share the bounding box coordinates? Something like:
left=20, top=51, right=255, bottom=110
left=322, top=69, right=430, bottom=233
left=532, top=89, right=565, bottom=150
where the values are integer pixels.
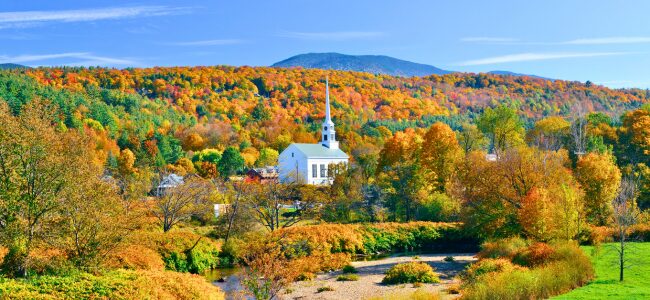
left=272, top=52, right=550, bottom=80
left=272, top=52, right=452, bottom=77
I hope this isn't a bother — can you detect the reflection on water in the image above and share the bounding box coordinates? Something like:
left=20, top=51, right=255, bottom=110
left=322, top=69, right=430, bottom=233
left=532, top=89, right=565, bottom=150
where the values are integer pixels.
left=203, top=267, right=251, bottom=300
left=203, top=267, right=240, bottom=282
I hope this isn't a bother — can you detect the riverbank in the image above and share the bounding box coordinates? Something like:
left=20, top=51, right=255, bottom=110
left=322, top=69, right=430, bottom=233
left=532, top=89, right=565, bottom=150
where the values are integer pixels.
left=283, top=253, right=476, bottom=300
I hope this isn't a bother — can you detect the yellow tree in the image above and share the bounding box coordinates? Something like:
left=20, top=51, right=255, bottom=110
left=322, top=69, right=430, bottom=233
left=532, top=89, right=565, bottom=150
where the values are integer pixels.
left=526, top=116, right=570, bottom=151
left=421, top=122, right=463, bottom=192
left=575, top=152, right=622, bottom=225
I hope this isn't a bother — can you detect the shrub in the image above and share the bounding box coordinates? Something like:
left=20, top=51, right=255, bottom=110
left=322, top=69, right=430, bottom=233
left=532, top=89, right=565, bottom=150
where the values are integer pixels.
left=460, top=259, right=524, bottom=285
left=382, top=262, right=440, bottom=284
left=511, top=242, right=556, bottom=267
left=317, top=286, right=334, bottom=293
left=342, top=265, right=358, bottom=273
left=477, top=237, right=528, bottom=259
left=337, top=274, right=360, bottom=281
left=461, top=241, right=594, bottom=300
left=295, top=273, right=315, bottom=281
left=444, top=256, right=455, bottom=262
left=0, top=270, right=225, bottom=300
left=131, top=231, right=221, bottom=274
left=105, top=245, right=165, bottom=271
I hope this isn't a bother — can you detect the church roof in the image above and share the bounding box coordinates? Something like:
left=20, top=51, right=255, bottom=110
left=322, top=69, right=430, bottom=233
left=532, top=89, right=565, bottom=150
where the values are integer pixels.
left=290, top=143, right=349, bottom=158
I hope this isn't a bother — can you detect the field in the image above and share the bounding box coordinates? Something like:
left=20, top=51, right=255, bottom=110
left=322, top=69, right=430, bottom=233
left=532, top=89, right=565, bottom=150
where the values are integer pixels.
left=554, top=243, right=650, bottom=299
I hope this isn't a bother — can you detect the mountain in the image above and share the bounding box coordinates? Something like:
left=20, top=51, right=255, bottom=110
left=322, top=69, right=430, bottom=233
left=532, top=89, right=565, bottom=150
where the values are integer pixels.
left=272, top=53, right=452, bottom=77
left=0, top=63, right=29, bottom=70
left=487, top=70, right=552, bottom=80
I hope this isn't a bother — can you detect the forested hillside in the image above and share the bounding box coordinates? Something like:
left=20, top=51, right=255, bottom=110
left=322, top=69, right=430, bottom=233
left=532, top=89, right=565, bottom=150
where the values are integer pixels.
left=0, top=66, right=647, bottom=171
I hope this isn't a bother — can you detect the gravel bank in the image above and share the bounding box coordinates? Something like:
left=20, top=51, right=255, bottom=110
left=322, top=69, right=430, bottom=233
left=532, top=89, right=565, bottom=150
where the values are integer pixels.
left=284, top=253, right=476, bottom=300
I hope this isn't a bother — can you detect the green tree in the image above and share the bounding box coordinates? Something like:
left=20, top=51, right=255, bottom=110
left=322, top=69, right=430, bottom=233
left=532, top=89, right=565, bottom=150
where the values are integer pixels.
left=477, top=105, right=524, bottom=156
left=256, top=148, right=279, bottom=167
left=218, top=146, right=245, bottom=179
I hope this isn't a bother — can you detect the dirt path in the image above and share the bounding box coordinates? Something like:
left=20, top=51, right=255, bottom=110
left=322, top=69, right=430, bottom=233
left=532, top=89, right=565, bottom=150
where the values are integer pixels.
left=283, top=253, right=476, bottom=300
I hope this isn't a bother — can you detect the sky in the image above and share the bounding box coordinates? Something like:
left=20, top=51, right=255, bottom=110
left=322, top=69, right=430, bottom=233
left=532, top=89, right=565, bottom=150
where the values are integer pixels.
left=2, top=0, right=650, bottom=88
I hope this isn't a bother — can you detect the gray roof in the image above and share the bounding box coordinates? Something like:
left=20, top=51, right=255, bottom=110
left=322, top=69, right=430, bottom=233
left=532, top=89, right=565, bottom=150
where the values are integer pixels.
left=290, top=143, right=349, bottom=158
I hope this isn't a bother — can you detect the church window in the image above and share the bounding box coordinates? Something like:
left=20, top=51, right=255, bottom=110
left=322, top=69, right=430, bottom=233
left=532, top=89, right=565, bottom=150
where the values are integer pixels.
left=320, top=164, right=326, bottom=177
left=331, top=133, right=335, bottom=140
left=324, top=126, right=327, bottom=131
left=312, top=164, right=317, bottom=178
left=291, top=152, right=294, bottom=157
left=324, top=135, right=328, bottom=141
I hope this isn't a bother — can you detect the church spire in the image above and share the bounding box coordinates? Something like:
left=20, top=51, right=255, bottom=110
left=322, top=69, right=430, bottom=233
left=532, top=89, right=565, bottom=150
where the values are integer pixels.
left=321, top=76, right=338, bottom=149
left=325, top=76, right=332, bottom=123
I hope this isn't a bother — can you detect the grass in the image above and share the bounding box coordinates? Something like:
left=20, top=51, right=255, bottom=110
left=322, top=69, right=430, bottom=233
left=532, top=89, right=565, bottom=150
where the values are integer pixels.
left=317, top=286, right=334, bottom=293
left=554, top=242, right=650, bottom=299
left=336, top=274, right=360, bottom=281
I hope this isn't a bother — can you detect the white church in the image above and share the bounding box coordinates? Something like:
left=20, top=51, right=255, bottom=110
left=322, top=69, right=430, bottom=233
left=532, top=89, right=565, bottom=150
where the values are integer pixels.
left=278, top=78, right=349, bottom=185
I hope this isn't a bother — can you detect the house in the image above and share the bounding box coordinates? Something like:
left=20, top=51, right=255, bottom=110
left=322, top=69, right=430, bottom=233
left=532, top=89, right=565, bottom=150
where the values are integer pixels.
left=246, top=166, right=279, bottom=183
left=155, top=173, right=184, bottom=196
left=278, top=78, right=349, bottom=185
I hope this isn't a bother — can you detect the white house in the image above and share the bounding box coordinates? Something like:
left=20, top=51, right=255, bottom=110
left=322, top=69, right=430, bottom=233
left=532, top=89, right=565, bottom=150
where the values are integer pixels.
left=278, top=78, right=349, bottom=185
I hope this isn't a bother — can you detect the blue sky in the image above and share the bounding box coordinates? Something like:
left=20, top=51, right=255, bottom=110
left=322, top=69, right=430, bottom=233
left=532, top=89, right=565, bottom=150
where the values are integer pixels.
left=2, top=0, right=650, bottom=88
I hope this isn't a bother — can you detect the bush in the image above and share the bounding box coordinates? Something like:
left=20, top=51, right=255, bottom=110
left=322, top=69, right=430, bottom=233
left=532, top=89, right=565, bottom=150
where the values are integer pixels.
left=0, top=270, right=225, bottom=300
left=382, top=262, right=440, bottom=284
left=342, top=265, right=358, bottom=273
left=461, top=241, right=594, bottom=300
left=477, top=237, right=528, bottom=260
left=130, top=231, right=221, bottom=274
left=511, top=242, right=556, bottom=267
left=460, top=259, right=524, bottom=285
left=317, top=286, right=334, bottom=293
left=105, top=245, right=165, bottom=271
left=444, top=256, right=455, bottom=262
left=337, top=274, right=360, bottom=281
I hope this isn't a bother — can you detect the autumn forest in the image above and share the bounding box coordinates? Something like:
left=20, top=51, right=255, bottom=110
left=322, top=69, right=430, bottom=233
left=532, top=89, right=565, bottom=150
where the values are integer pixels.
left=2, top=65, right=650, bottom=299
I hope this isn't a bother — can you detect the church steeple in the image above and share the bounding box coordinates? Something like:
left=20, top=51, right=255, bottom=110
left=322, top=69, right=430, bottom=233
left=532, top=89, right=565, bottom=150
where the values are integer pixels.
left=321, top=77, right=338, bottom=149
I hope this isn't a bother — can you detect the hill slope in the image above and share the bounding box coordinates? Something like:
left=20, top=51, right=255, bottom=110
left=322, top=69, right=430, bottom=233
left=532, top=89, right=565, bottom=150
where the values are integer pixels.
left=0, top=63, right=28, bottom=70
left=0, top=66, right=647, bottom=170
left=272, top=53, right=452, bottom=77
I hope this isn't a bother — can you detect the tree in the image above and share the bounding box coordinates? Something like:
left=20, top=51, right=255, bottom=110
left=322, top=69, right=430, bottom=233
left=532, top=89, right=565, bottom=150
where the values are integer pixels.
left=58, top=176, right=133, bottom=269
left=214, top=180, right=256, bottom=243
left=457, top=123, right=488, bottom=154
left=255, top=148, right=279, bottom=167
left=218, top=146, right=245, bottom=179
left=570, top=103, right=589, bottom=155
left=526, top=116, right=570, bottom=151
left=476, top=105, right=524, bottom=156
left=421, top=122, right=462, bottom=192
left=151, top=175, right=213, bottom=232
left=241, top=236, right=296, bottom=300
left=575, top=153, right=622, bottom=225
left=377, top=129, right=426, bottom=221
left=0, top=101, right=78, bottom=277
left=0, top=101, right=133, bottom=276
left=245, top=181, right=317, bottom=231
left=611, top=176, right=639, bottom=282
left=325, top=164, right=365, bottom=222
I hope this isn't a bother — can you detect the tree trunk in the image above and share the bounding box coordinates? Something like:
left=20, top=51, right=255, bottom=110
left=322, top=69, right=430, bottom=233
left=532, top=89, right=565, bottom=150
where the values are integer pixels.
left=620, top=235, right=625, bottom=281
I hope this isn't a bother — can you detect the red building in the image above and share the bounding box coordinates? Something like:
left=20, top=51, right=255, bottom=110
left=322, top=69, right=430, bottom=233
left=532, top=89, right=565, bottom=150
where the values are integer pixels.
left=245, top=166, right=279, bottom=183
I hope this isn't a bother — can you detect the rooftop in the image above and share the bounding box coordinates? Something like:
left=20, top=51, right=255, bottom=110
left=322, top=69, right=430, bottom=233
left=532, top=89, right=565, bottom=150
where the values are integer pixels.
left=291, top=143, right=349, bottom=158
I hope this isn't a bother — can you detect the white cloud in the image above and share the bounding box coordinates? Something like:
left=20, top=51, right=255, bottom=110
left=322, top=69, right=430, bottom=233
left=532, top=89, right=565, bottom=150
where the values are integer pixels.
left=564, top=37, right=650, bottom=45
left=0, top=6, right=187, bottom=28
left=277, top=31, right=384, bottom=40
left=458, top=52, right=631, bottom=66
left=0, top=52, right=137, bottom=66
left=168, top=39, right=243, bottom=46
left=460, top=37, right=518, bottom=43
